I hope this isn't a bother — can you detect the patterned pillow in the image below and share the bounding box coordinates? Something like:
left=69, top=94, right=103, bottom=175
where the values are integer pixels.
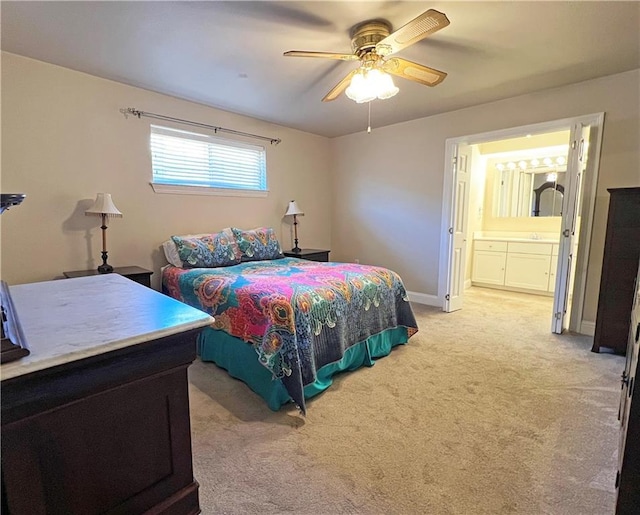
left=171, top=228, right=242, bottom=268
left=231, top=227, right=284, bottom=262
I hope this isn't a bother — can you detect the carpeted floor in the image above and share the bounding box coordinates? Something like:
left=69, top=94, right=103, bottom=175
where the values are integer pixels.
left=187, top=287, right=624, bottom=514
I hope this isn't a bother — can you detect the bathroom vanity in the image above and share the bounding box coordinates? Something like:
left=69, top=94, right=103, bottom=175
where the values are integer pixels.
left=471, top=236, right=560, bottom=295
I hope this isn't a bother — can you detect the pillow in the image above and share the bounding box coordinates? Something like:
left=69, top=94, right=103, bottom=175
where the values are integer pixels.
left=163, top=238, right=195, bottom=267
left=169, top=228, right=242, bottom=268
left=163, top=232, right=213, bottom=267
left=231, top=227, right=284, bottom=262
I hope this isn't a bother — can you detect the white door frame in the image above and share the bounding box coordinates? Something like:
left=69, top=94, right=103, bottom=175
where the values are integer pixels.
left=438, top=113, right=604, bottom=333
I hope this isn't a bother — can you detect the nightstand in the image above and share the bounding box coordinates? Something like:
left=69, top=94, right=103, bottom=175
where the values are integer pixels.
left=283, top=249, right=330, bottom=262
left=63, top=266, right=153, bottom=287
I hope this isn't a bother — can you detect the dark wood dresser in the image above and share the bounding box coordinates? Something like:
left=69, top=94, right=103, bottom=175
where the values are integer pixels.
left=1, top=274, right=213, bottom=515
left=592, top=187, right=640, bottom=354
left=616, top=260, right=640, bottom=513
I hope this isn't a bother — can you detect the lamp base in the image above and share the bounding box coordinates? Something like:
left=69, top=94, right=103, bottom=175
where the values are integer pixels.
left=291, top=247, right=301, bottom=253
left=97, top=249, right=113, bottom=274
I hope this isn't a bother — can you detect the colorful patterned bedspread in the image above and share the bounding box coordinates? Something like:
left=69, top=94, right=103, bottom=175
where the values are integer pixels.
left=162, top=257, right=418, bottom=412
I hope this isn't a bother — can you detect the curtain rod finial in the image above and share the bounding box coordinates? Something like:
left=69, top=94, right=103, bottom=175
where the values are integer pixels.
left=119, top=107, right=142, bottom=119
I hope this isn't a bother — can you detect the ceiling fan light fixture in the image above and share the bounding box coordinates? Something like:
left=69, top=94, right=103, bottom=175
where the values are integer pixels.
left=285, top=8, right=450, bottom=102
left=346, top=70, right=376, bottom=103
left=375, top=71, right=399, bottom=100
left=345, top=68, right=399, bottom=104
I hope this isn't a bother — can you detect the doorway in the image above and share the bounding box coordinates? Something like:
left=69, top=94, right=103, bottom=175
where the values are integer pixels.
left=439, top=113, right=605, bottom=334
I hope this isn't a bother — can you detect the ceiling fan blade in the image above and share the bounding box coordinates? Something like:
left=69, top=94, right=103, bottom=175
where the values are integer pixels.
left=376, top=9, right=450, bottom=56
left=284, top=51, right=359, bottom=61
left=382, top=57, right=447, bottom=87
left=322, top=69, right=358, bottom=102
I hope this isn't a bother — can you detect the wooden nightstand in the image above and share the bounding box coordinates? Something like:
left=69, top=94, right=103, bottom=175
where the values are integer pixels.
left=283, top=249, right=330, bottom=262
left=63, top=266, right=153, bottom=287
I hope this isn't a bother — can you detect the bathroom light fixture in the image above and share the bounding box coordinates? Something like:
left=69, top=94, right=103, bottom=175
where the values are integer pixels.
left=85, top=193, right=123, bottom=273
left=494, top=154, right=569, bottom=173
left=345, top=68, right=399, bottom=104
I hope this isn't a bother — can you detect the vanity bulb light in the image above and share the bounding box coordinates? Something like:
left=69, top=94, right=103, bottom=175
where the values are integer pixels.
left=530, top=158, right=540, bottom=167
left=496, top=163, right=505, bottom=171
left=543, top=157, right=553, bottom=166
left=547, top=172, right=558, bottom=182
left=518, top=161, right=527, bottom=170
left=556, top=156, right=566, bottom=165
left=507, top=162, right=516, bottom=170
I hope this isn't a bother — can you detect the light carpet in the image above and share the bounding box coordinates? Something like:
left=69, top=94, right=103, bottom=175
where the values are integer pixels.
left=187, top=287, right=624, bottom=514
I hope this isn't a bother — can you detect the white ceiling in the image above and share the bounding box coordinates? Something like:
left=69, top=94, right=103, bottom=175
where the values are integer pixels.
left=2, top=1, right=639, bottom=138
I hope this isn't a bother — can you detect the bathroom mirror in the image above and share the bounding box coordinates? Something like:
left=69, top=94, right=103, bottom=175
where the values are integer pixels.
left=493, top=169, right=566, bottom=218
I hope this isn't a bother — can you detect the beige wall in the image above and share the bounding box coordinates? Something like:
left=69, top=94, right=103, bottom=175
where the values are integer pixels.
left=330, top=69, right=640, bottom=324
left=0, top=53, right=332, bottom=289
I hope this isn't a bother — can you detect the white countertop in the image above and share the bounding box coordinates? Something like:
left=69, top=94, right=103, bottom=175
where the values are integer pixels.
left=474, top=236, right=559, bottom=244
left=1, top=274, right=214, bottom=380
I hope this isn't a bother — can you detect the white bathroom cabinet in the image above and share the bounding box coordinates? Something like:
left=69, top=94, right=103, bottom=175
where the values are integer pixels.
left=472, top=239, right=559, bottom=295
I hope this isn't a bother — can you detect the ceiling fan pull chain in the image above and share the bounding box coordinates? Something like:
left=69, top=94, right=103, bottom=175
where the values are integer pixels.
left=367, top=101, right=372, bottom=133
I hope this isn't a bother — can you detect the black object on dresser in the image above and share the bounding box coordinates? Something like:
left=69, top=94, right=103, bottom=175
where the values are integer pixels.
left=0, top=193, right=28, bottom=363
left=283, top=249, right=330, bottom=262
left=0, top=282, right=29, bottom=364
left=592, top=188, right=640, bottom=354
left=64, top=266, right=153, bottom=287
left=616, top=260, right=640, bottom=514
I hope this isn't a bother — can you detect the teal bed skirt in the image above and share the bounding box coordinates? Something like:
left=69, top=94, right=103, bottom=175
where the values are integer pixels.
left=197, top=326, right=409, bottom=411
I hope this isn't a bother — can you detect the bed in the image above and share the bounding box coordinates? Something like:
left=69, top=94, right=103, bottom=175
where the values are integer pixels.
left=161, top=227, right=418, bottom=413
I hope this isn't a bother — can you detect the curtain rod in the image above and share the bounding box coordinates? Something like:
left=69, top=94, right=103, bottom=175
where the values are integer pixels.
left=119, top=107, right=282, bottom=145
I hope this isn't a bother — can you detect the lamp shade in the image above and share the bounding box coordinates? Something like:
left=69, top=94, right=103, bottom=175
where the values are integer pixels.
left=285, top=200, right=304, bottom=216
left=85, top=193, right=122, bottom=217
left=345, top=68, right=399, bottom=104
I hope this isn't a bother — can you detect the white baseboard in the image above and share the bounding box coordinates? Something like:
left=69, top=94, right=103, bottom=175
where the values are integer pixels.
left=579, top=320, right=596, bottom=336
left=407, top=291, right=441, bottom=307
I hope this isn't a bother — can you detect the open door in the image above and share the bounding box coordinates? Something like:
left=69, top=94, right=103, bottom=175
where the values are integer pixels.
left=441, top=113, right=603, bottom=329
left=444, top=145, right=471, bottom=312
left=551, top=122, right=591, bottom=333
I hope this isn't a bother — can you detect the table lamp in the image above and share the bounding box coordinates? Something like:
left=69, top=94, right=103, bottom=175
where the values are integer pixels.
left=85, top=193, right=122, bottom=273
left=285, top=200, right=304, bottom=252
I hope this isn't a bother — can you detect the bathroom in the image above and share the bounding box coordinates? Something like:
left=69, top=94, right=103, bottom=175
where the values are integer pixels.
left=463, top=130, right=572, bottom=296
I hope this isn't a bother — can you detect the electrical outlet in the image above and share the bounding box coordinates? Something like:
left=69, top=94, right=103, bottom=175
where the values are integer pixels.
left=354, top=258, right=360, bottom=264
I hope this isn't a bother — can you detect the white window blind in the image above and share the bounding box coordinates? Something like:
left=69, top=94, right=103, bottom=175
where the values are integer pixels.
left=150, top=125, right=267, bottom=193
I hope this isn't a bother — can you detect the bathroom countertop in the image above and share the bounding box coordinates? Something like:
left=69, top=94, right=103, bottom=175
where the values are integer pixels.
left=474, top=236, right=559, bottom=244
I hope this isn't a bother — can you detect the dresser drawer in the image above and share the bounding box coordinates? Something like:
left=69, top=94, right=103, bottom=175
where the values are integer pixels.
left=474, top=240, right=507, bottom=252
left=507, top=242, right=553, bottom=255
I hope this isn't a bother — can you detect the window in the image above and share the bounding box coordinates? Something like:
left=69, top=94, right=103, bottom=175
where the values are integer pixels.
left=150, top=125, right=267, bottom=196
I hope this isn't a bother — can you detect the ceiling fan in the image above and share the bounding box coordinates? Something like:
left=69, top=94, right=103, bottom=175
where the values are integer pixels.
left=284, top=8, right=450, bottom=103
